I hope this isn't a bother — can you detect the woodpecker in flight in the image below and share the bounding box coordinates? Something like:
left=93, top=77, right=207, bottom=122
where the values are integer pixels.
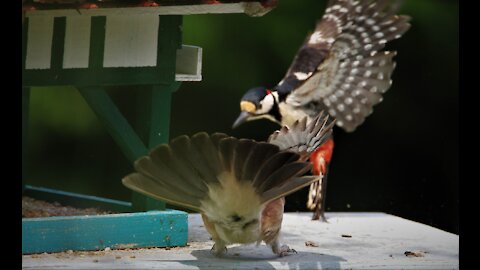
left=123, top=112, right=334, bottom=257
left=232, top=0, right=411, bottom=221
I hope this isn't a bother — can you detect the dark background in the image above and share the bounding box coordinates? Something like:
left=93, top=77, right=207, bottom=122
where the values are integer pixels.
left=24, top=0, right=459, bottom=234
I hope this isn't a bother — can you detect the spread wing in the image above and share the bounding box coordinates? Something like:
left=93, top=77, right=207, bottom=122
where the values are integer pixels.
left=122, top=132, right=321, bottom=212
left=275, top=0, right=411, bottom=132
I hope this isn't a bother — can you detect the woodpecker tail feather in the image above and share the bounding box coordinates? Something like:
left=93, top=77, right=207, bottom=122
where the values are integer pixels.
left=267, top=111, right=335, bottom=160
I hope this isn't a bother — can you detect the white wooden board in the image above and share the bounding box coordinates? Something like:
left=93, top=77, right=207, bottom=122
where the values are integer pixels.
left=25, top=16, right=54, bottom=70
left=22, top=212, right=459, bottom=269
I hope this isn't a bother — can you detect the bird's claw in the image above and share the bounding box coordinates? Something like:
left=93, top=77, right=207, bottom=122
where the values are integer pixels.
left=278, top=245, right=297, bottom=257
left=314, top=213, right=328, bottom=223
left=210, top=243, right=227, bottom=256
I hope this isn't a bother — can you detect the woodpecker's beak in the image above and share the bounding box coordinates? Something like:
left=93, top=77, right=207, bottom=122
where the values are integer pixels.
left=232, top=111, right=252, bottom=129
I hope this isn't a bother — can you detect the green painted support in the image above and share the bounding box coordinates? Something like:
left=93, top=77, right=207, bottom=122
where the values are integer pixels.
left=51, top=17, right=66, bottom=71
left=77, top=86, right=148, bottom=163
left=89, top=16, right=106, bottom=70
left=132, top=82, right=182, bottom=212
left=22, top=210, right=188, bottom=254
left=129, top=16, right=183, bottom=211
left=23, top=185, right=132, bottom=213
left=22, top=67, right=183, bottom=87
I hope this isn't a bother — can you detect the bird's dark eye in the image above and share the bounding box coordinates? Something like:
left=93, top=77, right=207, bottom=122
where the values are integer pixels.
left=230, top=214, right=243, bottom=222
left=242, top=219, right=259, bottom=229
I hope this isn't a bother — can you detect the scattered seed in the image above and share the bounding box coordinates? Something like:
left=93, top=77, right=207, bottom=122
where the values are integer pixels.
left=404, top=251, right=425, bottom=257
left=305, top=241, right=319, bottom=247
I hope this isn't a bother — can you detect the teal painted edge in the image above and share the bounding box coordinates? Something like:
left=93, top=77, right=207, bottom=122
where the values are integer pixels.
left=22, top=210, right=188, bottom=254
left=23, top=185, right=132, bottom=213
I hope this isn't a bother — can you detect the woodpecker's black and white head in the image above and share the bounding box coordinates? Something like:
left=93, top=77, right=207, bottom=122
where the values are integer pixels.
left=232, top=86, right=282, bottom=129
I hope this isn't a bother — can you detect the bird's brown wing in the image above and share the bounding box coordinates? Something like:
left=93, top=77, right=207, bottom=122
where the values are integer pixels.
left=122, top=132, right=321, bottom=211
left=277, top=0, right=410, bottom=132
left=123, top=132, right=225, bottom=212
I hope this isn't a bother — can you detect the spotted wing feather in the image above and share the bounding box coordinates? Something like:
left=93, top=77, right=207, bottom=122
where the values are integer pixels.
left=277, top=0, right=410, bottom=132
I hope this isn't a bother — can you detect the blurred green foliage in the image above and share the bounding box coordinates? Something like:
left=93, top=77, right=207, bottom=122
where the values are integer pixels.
left=24, top=0, right=458, bottom=232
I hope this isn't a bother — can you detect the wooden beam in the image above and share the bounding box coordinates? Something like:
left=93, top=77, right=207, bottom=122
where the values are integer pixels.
left=23, top=1, right=278, bottom=17
left=77, top=86, right=148, bottom=163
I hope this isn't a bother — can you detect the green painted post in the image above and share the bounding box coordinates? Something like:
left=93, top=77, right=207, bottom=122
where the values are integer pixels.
left=131, top=15, right=183, bottom=212
left=133, top=82, right=181, bottom=212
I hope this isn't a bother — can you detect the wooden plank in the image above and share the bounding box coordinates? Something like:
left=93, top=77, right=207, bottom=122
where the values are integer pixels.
left=25, top=16, right=54, bottom=69
left=22, top=210, right=188, bottom=254
left=64, top=16, right=91, bottom=68
left=22, top=67, right=176, bottom=87
left=24, top=2, right=276, bottom=17
left=77, top=86, right=148, bottom=163
left=23, top=185, right=132, bottom=213
left=104, top=14, right=159, bottom=67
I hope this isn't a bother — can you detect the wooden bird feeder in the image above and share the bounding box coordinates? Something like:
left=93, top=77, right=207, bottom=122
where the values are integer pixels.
left=22, top=0, right=277, bottom=254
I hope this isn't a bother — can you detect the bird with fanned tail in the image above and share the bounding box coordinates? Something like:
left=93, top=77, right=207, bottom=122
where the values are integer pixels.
left=123, top=112, right=334, bottom=257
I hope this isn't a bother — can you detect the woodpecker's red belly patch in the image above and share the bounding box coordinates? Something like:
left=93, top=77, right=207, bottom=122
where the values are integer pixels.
left=310, top=138, right=334, bottom=175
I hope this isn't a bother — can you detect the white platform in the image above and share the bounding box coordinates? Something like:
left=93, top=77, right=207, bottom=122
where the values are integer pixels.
left=22, top=212, right=459, bottom=269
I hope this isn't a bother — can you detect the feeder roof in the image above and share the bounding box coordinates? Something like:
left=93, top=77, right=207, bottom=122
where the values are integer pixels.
left=22, top=0, right=278, bottom=17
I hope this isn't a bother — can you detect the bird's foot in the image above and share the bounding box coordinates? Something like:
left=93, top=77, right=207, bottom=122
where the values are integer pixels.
left=276, top=245, right=297, bottom=257
left=210, top=243, right=227, bottom=256
left=312, top=212, right=328, bottom=223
